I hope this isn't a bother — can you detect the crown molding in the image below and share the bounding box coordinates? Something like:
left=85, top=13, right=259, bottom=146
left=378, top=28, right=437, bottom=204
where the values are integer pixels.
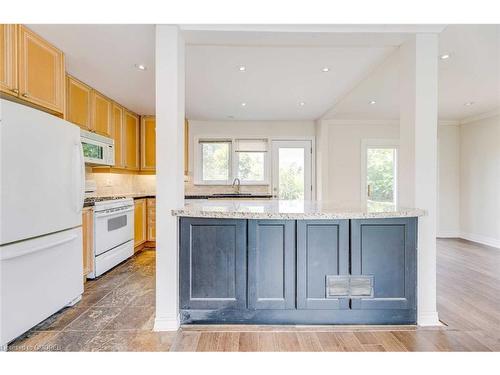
left=460, top=108, right=500, bottom=125
left=320, top=119, right=399, bottom=126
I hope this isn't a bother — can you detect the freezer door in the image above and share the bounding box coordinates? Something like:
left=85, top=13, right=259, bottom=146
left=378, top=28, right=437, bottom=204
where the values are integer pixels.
left=0, top=227, right=83, bottom=347
left=0, top=99, right=84, bottom=245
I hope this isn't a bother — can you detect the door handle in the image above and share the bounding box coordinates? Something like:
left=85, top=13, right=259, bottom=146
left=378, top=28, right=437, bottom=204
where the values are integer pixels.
left=367, top=184, right=372, bottom=197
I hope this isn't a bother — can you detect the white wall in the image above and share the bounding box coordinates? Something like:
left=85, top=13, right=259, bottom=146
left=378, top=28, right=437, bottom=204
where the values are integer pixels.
left=437, top=125, right=460, bottom=237
left=459, top=114, right=500, bottom=247
left=316, top=120, right=399, bottom=204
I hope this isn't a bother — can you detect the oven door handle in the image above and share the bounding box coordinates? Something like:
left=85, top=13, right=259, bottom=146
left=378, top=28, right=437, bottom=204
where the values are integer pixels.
left=94, top=207, right=134, bottom=218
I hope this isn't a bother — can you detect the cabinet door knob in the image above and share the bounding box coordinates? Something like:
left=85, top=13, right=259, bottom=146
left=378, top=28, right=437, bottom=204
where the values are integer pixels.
left=22, top=93, right=30, bottom=98
left=11, top=88, right=19, bottom=94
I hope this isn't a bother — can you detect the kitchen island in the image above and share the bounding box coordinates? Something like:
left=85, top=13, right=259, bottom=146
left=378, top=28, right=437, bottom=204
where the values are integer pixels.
left=172, top=200, right=425, bottom=325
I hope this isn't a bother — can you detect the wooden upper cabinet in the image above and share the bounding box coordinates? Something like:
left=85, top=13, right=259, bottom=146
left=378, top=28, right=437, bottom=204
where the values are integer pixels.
left=124, top=109, right=139, bottom=170
left=112, top=103, right=125, bottom=168
left=66, top=75, right=91, bottom=130
left=141, top=116, right=156, bottom=171
left=91, top=90, right=112, bottom=137
left=0, top=24, right=18, bottom=95
left=17, top=25, right=65, bottom=114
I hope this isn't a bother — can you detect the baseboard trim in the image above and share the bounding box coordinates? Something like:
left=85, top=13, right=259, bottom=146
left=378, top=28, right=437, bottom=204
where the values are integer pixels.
left=154, top=315, right=180, bottom=331
left=437, top=231, right=460, bottom=238
left=459, top=232, right=500, bottom=249
left=418, top=311, right=442, bottom=326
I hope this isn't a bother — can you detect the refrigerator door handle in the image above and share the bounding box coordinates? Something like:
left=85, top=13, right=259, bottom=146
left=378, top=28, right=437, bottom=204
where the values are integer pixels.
left=75, top=142, right=85, bottom=214
left=0, top=233, right=79, bottom=260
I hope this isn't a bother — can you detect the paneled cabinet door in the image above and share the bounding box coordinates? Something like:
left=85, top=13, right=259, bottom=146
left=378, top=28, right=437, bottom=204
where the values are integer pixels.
left=141, top=116, right=156, bottom=170
left=180, top=218, right=247, bottom=310
left=350, top=218, right=417, bottom=311
left=91, top=91, right=112, bottom=137
left=134, top=198, right=146, bottom=249
left=66, top=75, right=91, bottom=130
left=0, top=24, right=18, bottom=95
left=112, top=103, right=125, bottom=168
left=146, top=198, right=156, bottom=241
left=124, top=110, right=139, bottom=170
left=18, top=25, right=65, bottom=114
left=82, top=208, right=94, bottom=278
left=248, top=220, right=296, bottom=310
left=297, top=220, right=350, bottom=309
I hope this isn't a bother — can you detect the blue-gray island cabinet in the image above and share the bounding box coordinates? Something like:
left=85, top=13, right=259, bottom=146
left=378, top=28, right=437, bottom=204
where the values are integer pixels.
left=179, top=216, right=418, bottom=325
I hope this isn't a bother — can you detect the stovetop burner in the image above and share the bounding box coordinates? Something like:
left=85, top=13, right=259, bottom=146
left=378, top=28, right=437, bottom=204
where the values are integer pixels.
left=84, top=196, right=129, bottom=207
left=86, top=196, right=126, bottom=203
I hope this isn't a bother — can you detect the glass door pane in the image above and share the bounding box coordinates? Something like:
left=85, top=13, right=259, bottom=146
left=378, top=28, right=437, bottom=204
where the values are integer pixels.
left=366, top=147, right=397, bottom=207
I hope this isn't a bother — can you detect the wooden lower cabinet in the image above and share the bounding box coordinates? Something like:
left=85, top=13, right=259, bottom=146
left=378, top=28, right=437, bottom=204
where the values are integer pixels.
left=248, top=220, right=295, bottom=310
left=350, top=218, right=417, bottom=311
left=82, top=207, right=94, bottom=279
left=179, top=217, right=417, bottom=325
left=180, top=218, right=247, bottom=310
left=134, top=198, right=147, bottom=250
left=147, top=198, right=156, bottom=241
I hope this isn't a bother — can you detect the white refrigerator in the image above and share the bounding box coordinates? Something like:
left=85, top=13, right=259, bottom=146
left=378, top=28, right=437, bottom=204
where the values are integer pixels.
left=0, top=99, right=85, bottom=348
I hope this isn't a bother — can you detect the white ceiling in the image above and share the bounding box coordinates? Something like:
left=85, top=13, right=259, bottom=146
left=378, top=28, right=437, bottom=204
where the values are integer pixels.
left=325, top=25, right=500, bottom=121
left=186, top=45, right=395, bottom=120
left=27, top=24, right=155, bottom=115
left=27, top=24, right=499, bottom=121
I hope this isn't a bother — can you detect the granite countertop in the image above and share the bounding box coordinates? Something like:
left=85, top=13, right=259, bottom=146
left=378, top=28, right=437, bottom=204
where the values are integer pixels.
left=171, top=200, right=426, bottom=220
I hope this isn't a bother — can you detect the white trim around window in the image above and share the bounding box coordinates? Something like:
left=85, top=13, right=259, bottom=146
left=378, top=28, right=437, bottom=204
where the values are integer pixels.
left=360, top=138, right=399, bottom=206
left=194, top=137, right=270, bottom=185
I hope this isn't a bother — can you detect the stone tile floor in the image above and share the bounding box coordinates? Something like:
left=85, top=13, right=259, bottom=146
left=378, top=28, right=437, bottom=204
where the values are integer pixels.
left=8, top=249, right=177, bottom=351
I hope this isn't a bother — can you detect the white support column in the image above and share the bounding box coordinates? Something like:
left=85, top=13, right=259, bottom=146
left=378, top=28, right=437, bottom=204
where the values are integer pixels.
left=315, top=119, right=330, bottom=201
left=399, top=34, right=440, bottom=326
left=154, top=25, right=185, bottom=331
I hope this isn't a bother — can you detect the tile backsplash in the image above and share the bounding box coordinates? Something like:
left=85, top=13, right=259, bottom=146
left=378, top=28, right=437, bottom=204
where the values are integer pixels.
left=86, top=168, right=156, bottom=196
left=184, top=178, right=270, bottom=195
left=86, top=169, right=270, bottom=197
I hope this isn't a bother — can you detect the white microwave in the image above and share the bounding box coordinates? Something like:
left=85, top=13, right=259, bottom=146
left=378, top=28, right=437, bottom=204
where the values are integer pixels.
left=80, top=129, right=115, bottom=166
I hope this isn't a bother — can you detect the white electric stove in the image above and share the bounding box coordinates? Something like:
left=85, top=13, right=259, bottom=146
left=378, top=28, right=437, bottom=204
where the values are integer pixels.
left=85, top=196, right=134, bottom=278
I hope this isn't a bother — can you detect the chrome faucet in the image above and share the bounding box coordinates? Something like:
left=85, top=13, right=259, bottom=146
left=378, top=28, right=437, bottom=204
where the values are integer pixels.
left=232, top=178, right=241, bottom=194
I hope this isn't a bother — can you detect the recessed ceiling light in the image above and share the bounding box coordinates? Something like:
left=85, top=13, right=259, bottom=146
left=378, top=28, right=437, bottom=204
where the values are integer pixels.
left=440, top=54, right=451, bottom=60
left=299, top=101, right=305, bottom=106
left=464, top=101, right=474, bottom=106
left=321, top=67, right=330, bottom=72
left=238, top=65, right=246, bottom=72
left=241, top=102, right=247, bottom=107
left=134, top=64, right=147, bottom=71
left=369, top=100, right=377, bottom=105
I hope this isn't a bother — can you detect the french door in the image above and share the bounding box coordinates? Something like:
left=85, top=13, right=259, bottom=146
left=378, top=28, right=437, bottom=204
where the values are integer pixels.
left=271, top=140, right=312, bottom=200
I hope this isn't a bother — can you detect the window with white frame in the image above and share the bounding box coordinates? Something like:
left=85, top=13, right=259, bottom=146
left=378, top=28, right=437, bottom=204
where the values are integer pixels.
left=235, top=139, right=267, bottom=183
left=199, top=140, right=231, bottom=184
left=196, top=138, right=268, bottom=184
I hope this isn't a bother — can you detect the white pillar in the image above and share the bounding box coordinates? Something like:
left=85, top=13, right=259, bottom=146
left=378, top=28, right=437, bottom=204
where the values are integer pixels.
left=154, top=25, right=185, bottom=331
left=399, top=34, right=440, bottom=326
left=315, top=119, right=330, bottom=201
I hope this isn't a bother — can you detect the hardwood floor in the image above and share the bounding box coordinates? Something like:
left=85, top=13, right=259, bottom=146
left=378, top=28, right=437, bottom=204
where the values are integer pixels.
left=7, top=239, right=500, bottom=351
